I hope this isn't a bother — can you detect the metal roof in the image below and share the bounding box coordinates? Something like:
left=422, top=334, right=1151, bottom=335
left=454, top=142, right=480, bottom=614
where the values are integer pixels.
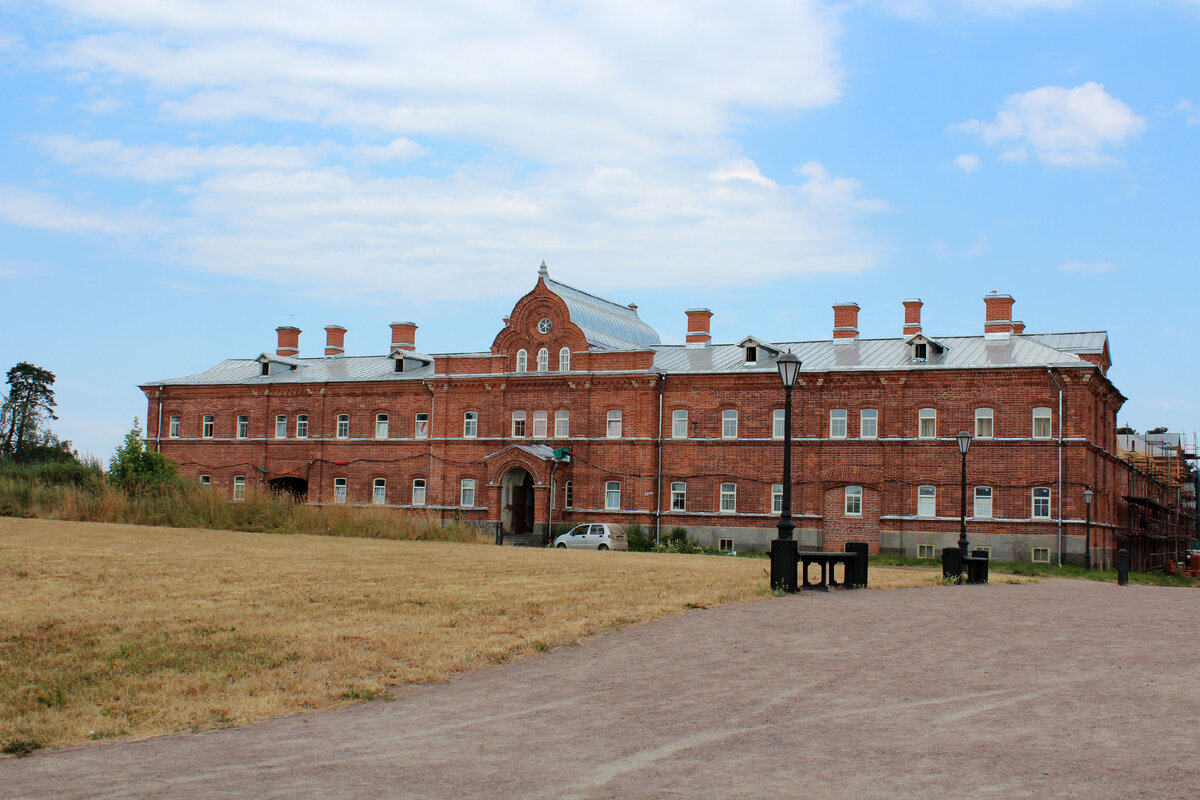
left=544, top=277, right=661, bottom=350
left=148, top=355, right=436, bottom=387
left=1025, top=331, right=1107, bottom=355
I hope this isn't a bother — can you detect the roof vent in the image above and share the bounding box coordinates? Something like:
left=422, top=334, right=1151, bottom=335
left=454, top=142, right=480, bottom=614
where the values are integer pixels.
left=324, top=325, right=346, bottom=358
left=685, top=308, right=712, bottom=348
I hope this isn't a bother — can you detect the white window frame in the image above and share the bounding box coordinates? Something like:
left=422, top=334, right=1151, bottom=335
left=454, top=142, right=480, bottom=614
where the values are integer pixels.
left=333, top=477, right=347, bottom=504
left=168, top=415, right=180, bottom=438
left=672, top=410, right=688, bottom=439
left=917, top=485, right=936, bottom=518
left=860, top=409, right=878, bottom=439
left=772, top=409, right=785, bottom=439
left=233, top=476, right=245, bottom=501
left=199, top=475, right=211, bottom=488
left=975, top=408, right=994, bottom=439
left=373, top=478, right=386, bottom=505
left=605, top=481, right=621, bottom=510
left=721, top=409, right=738, bottom=439
left=512, top=411, right=526, bottom=438
left=771, top=483, right=783, bottom=514
left=1032, top=487, right=1051, bottom=518
left=845, top=485, right=863, bottom=516
left=412, top=478, right=427, bottom=507
left=336, top=414, right=350, bottom=439
left=202, top=415, right=214, bottom=438
left=463, top=411, right=478, bottom=438
left=295, top=414, right=309, bottom=439
left=606, top=410, right=623, bottom=438
left=460, top=478, right=475, bottom=507
left=536, top=348, right=549, bottom=372
left=375, top=413, right=389, bottom=439
left=236, top=415, right=249, bottom=439
left=415, top=412, right=429, bottom=439
left=275, top=414, right=287, bottom=439
left=918, top=408, right=937, bottom=439
left=670, top=481, right=686, bottom=511
left=719, top=482, right=737, bottom=513
left=829, top=409, right=847, bottom=439
left=532, top=410, right=548, bottom=438
left=1033, top=407, right=1052, bottom=439
left=515, top=349, right=527, bottom=373
left=558, top=347, right=570, bottom=371
left=554, top=410, right=569, bottom=438
left=564, top=480, right=573, bottom=509
left=973, top=486, right=993, bottom=519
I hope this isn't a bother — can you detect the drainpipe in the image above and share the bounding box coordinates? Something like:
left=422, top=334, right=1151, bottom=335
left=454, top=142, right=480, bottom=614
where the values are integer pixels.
left=422, top=381, right=436, bottom=517
left=1047, top=369, right=1064, bottom=566
left=155, top=386, right=164, bottom=452
left=549, top=458, right=559, bottom=544
left=655, top=373, right=665, bottom=545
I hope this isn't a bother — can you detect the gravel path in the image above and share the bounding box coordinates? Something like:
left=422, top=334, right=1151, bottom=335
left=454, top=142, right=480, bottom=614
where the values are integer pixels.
left=4, top=579, right=1198, bottom=799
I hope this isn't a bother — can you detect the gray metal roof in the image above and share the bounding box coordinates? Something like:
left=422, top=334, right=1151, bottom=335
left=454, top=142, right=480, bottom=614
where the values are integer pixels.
left=1025, top=331, right=1107, bottom=356
left=545, top=277, right=661, bottom=350
left=148, top=355, right=436, bottom=387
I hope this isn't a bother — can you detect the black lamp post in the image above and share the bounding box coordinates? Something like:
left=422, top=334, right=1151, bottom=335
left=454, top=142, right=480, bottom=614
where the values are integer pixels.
left=771, top=352, right=802, bottom=592
left=956, top=430, right=973, bottom=556
left=1083, top=486, right=1093, bottom=570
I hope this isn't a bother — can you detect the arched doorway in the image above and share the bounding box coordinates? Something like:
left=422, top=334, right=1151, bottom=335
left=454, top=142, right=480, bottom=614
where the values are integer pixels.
left=269, top=477, right=308, bottom=502
left=500, top=467, right=535, bottom=535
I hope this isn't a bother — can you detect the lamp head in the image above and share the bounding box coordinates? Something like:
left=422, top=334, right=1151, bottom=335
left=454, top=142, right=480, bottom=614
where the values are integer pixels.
left=956, top=430, right=973, bottom=456
left=1083, top=487, right=1093, bottom=505
left=776, top=351, right=801, bottom=389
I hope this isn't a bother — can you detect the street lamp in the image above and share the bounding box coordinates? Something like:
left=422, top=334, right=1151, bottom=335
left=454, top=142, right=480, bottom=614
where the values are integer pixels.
left=956, top=430, right=973, bottom=556
left=771, top=351, right=802, bottom=592
left=1083, top=486, right=1093, bottom=570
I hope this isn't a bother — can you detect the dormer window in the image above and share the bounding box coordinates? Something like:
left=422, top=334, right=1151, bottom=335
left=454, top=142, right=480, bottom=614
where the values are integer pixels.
left=744, top=345, right=757, bottom=365
left=914, top=343, right=927, bottom=362
left=738, top=337, right=780, bottom=365
left=394, top=358, right=404, bottom=373
left=907, top=334, right=945, bottom=363
left=261, top=362, right=270, bottom=376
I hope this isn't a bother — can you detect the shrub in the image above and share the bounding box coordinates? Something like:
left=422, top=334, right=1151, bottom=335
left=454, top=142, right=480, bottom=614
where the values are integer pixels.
left=625, top=524, right=651, bottom=551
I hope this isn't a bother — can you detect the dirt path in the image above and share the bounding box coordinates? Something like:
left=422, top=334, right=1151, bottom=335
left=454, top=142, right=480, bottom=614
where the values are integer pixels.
left=4, top=580, right=1198, bottom=799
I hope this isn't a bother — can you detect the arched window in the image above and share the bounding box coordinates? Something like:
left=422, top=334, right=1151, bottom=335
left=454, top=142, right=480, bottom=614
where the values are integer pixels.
left=559, top=347, right=571, bottom=371
left=537, top=348, right=549, bottom=372
left=516, top=349, right=527, bottom=373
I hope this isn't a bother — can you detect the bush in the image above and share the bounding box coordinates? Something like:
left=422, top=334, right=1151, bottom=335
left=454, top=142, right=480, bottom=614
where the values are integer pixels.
left=625, top=524, right=652, bottom=551
left=652, top=527, right=718, bottom=555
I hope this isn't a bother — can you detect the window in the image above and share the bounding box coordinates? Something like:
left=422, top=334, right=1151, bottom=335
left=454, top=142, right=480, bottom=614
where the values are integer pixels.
left=917, top=544, right=935, bottom=559
left=336, top=414, right=350, bottom=438
left=559, top=347, right=570, bottom=371
left=721, top=409, right=738, bottom=439
left=605, top=481, right=621, bottom=510
left=672, top=410, right=688, bottom=439
left=460, top=478, right=475, bottom=507
left=914, top=342, right=928, bottom=362
left=918, top=408, right=937, bottom=439
left=771, top=483, right=783, bottom=514
left=829, top=409, right=847, bottom=439
left=564, top=480, right=573, bottom=509
left=236, top=415, right=249, bottom=438
left=199, top=475, right=210, bottom=488
left=512, top=411, right=526, bottom=437
left=860, top=409, right=878, bottom=439
left=744, top=345, right=758, bottom=364
left=973, top=408, right=994, bottom=439
left=536, top=348, right=548, bottom=372
left=463, top=411, right=478, bottom=438
left=202, top=415, right=214, bottom=438
left=973, top=486, right=993, bottom=519
left=393, top=357, right=404, bottom=373
left=261, top=361, right=270, bottom=376
left=671, top=482, right=686, bottom=511
left=1033, top=407, right=1052, bottom=439
left=772, top=409, right=785, bottom=439
left=412, top=478, right=427, bottom=506
left=375, top=413, right=389, bottom=439
left=606, top=410, right=622, bottom=438
left=415, top=412, right=429, bottom=439
left=532, top=410, right=547, bottom=438
left=719, top=482, right=737, bottom=513
left=275, top=414, right=287, bottom=439
left=1032, top=547, right=1051, bottom=564
left=296, top=414, right=309, bottom=438
left=1032, top=487, right=1051, bottom=518
left=232, top=476, right=246, bottom=500
left=373, top=478, right=386, bottom=505
left=333, top=478, right=347, bottom=504
left=168, top=415, right=180, bottom=438
left=917, top=485, right=936, bottom=518
left=515, top=349, right=527, bottom=373
left=973, top=545, right=992, bottom=557
left=845, top=485, right=863, bottom=516
left=718, top=538, right=735, bottom=552
left=554, top=410, right=569, bottom=437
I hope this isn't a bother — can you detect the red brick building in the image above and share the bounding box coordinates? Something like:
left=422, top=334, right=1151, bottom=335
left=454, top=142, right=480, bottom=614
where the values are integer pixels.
left=142, top=263, right=1133, bottom=565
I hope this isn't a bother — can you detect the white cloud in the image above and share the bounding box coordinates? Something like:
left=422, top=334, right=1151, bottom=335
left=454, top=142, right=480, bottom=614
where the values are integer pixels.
left=1055, top=260, right=1120, bottom=275
left=953, top=153, right=981, bottom=173
left=874, top=0, right=1082, bottom=19
left=0, top=258, right=49, bottom=279
left=954, top=82, right=1145, bottom=167
left=0, top=185, right=148, bottom=234
left=1175, top=99, right=1199, bottom=127
left=351, top=137, right=430, bottom=162
left=796, top=162, right=888, bottom=212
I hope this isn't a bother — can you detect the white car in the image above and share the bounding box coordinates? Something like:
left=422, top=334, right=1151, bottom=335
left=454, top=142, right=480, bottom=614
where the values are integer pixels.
left=553, top=523, right=628, bottom=551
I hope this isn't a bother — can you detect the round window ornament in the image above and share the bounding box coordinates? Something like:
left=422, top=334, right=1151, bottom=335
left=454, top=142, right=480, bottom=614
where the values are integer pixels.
left=537, top=318, right=553, bottom=334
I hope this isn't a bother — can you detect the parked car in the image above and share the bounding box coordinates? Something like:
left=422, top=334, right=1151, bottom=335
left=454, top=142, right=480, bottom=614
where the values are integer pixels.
left=553, top=523, right=628, bottom=551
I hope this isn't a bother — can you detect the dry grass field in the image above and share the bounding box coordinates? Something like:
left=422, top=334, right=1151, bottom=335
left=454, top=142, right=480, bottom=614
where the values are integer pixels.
left=0, top=517, right=941, bottom=753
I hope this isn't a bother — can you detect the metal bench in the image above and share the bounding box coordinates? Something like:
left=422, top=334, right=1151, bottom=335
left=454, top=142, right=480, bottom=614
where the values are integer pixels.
left=799, top=551, right=860, bottom=590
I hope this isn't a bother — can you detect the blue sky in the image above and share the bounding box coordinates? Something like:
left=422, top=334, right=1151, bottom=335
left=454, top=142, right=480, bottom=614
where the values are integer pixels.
left=1, top=0, right=1197, bottom=461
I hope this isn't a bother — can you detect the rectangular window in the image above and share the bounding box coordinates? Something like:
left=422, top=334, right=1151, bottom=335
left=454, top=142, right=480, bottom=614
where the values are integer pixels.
left=845, top=485, right=862, bottom=516
left=236, top=415, right=249, bottom=439
left=512, top=411, right=526, bottom=438
left=860, top=409, right=878, bottom=439
left=671, top=481, right=686, bottom=511
left=918, top=408, right=937, bottom=439
left=460, top=478, right=475, bottom=507
left=412, top=478, right=427, bottom=506
left=202, top=415, right=214, bottom=438
left=333, top=478, right=347, bottom=504
left=917, top=485, right=936, bottom=518
left=336, top=414, right=350, bottom=438
left=168, top=415, right=180, bottom=438
left=233, top=476, right=245, bottom=501
left=296, top=414, right=309, bottom=438
left=772, top=483, right=783, bottom=514
left=975, top=408, right=994, bottom=439
left=564, top=481, right=573, bottom=509
left=973, top=486, right=993, bottom=519
left=607, top=410, right=623, bottom=438
left=772, top=409, right=785, bottom=439
left=1032, top=487, right=1051, bottom=518
left=373, top=478, right=386, bottom=505
left=1032, top=547, right=1051, bottom=563
left=554, top=410, right=569, bottom=437
left=414, top=413, right=429, bottom=439
left=672, top=410, right=688, bottom=439
left=721, top=409, right=738, bottom=439
left=532, top=410, right=548, bottom=438
left=972, top=545, right=992, bottom=557
left=1033, top=407, right=1052, bottom=439
left=605, top=481, right=621, bottom=510
left=829, top=409, right=847, bottom=439
left=719, top=482, right=737, bottom=512
left=463, top=411, right=478, bottom=438
left=718, top=538, right=735, bottom=552
left=375, top=413, right=389, bottom=439
left=199, top=475, right=210, bottom=488
left=275, top=414, right=287, bottom=439
left=917, top=544, right=935, bottom=559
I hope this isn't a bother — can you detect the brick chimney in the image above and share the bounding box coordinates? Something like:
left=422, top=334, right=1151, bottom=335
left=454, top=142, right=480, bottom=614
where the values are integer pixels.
left=276, top=326, right=300, bottom=357
left=833, top=302, right=859, bottom=340
left=902, top=299, right=922, bottom=337
left=983, top=292, right=1015, bottom=335
left=390, top=321, right=418, bottom=352
left=685, top=308, right=712, bottom=347
left=324, top=324, right=346, bottom=357
left=1012, top=321, right=1026, bottom=335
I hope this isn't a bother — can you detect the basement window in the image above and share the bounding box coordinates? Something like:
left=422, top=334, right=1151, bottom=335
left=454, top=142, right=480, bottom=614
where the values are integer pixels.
left=917, top=544, right=934, bottom=559
left=199, top=475, right=210, bottom=488
left=718, top=538, right=734, bottom=552
left=1032, top=547, right=1051, bottom=564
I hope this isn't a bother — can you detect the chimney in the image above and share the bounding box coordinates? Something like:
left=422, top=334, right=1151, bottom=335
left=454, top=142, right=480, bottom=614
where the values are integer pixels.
left=276, top=326, right=300, bottom=357
left=324, top=324, right=346, bottom=357
left=832, top=302, right=859, bottom=340
left=902, top=299, right=922, bottom=337
left=685, top=308, right=712, bottom=347
left=390, top=321, right=418, bottom=352
left=983, top=292, right=1015, bottom=336
left=1012, top=321, right=1025, bottom=335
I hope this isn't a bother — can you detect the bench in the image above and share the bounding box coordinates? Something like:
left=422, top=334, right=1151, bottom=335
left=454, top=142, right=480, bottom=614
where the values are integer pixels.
left=799, top=551, right=860, bottom=590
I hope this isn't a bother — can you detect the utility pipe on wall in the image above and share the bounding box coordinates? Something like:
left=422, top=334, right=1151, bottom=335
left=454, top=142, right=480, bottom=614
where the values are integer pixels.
left=155, top=386, right=164, bottom=452
left=1047, top=369, right=1064, bottom=566
left=655, top=373, right=665, bottom=545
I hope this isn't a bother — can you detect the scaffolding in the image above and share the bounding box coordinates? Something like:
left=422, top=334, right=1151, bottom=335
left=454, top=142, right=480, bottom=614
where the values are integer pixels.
left=1117, top=432, right=1198, bottom=571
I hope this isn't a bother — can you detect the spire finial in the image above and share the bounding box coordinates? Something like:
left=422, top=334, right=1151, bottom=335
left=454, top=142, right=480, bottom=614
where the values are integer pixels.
left=538, top=260, right=549, bottom=278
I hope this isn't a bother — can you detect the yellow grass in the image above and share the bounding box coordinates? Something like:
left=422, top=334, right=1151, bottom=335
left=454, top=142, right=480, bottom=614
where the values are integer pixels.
left=0, top=518, right=940, bottom=753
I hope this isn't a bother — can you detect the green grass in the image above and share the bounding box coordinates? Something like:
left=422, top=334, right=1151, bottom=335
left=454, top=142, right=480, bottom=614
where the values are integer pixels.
left=869, top=554, right=1196, bottom=587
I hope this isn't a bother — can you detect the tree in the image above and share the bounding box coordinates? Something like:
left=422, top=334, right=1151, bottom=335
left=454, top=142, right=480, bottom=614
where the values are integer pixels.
left=1116, top=424, right=1137, bottom=435
left=1, top=362, right=58, bottom=461
left=1146, top=426, right=1169, bottom=435
left=108, top=419, right=178, bottom=487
